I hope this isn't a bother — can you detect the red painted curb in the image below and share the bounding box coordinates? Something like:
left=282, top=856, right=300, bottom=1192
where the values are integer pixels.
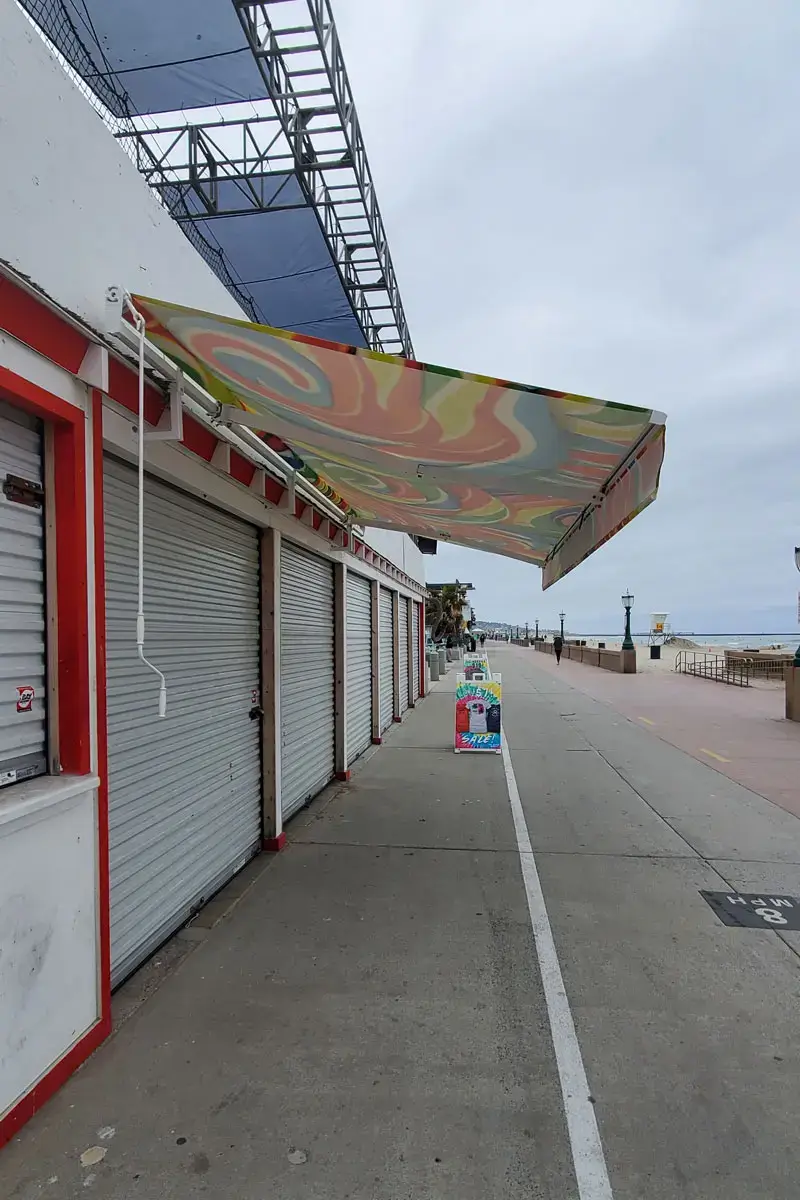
left=263, top=832, right=287, bottom=852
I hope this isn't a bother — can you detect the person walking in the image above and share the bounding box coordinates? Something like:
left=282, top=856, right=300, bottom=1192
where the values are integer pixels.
left=479, top=634, right=486, bottom=649
left=553, top=633, right=563, bottom=664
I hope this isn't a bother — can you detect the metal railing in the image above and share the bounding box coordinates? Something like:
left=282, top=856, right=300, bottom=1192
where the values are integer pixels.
left=726, top=655, right=792, bottom=680
left=674, top=651, right=751, bottom=687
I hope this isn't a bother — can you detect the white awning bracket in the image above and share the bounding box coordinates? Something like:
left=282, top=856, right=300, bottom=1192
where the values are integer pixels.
left=124, top=293, right=168, bottom=719
left=146, top=377, right=184, bottom=443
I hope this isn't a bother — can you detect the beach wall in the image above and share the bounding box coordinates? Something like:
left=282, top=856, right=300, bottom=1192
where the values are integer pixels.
left=535, top=641, right=637, bottom=674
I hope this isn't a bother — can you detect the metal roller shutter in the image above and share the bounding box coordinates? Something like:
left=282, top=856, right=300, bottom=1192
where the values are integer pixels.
left=346, top=571, right=372, bottom=765
left=398, top=598, right=409, bottom=714
left=0, top=401, right=47, bottom=788
left=104, top=458, right=262, bottom=986
left=378, top=587, right=394, bottom=732
left=412, top=602, right=421, bottom=701
left=280, top=541, right=334, bottom=819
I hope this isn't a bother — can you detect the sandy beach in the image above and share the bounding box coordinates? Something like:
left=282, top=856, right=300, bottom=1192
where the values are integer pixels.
left=571, top=638, right=791, bottom=683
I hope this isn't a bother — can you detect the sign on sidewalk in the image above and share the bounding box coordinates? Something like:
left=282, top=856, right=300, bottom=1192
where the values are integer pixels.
left=700, top=891, right=800, bottom=929
left=455, top=674, right=502, bottom=753
left=463, top=653, right=491, bottom=681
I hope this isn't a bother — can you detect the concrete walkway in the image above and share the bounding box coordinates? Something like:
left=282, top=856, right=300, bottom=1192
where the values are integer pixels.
left=526, top=645, right=800, bottom=816
left=4, top=644, right=800, bottom=1198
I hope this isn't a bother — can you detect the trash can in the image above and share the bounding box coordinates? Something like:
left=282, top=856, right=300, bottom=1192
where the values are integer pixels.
left=650, top=645, right=661, bottom=660
left=598, top=642, right=606, bottom=649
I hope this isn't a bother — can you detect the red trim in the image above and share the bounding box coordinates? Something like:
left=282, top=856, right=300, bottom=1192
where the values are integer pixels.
left=265, top=477, right=283, bottom=506
left=180, top=413, right=217, bottom=462
left=418, top=601, right=426, bottom=698
left=92, top=392, right=112, bottom=1025
left=263, top=832, right=287, bottom=852
left=0, top=277, right=88, bottom=375
left=0, top=366, right=92, bottom=774
left=0, top=369, right=104, bottom=1151
left=393, top=715, right=402, bottom=723
left=371, top=736, right=383, bottom=745
left=0, top=365, right=82, bottom=425
left=53, top=418, right=90, bottom=773
left=107, top=356, right=163, bottom=427
left=335, top=769, right=351, bottom=781
left=229, top=449, right=253, bottom=486
left=0, top=1015, right=111, bottom=1150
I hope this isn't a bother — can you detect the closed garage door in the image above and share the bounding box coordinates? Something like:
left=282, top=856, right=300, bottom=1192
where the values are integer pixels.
left=378, top=587, right=394, bottom=732
left=0, top=401, right=47, bottom=788
left=412, top=602, right=421, bottom=701
left=346, top=571, right=372, bottom=765
left=398, top=597, right=409, bottom=714
left=104, top=458, right=262, bottom=987
left=280, top=541, right=334, bottom=820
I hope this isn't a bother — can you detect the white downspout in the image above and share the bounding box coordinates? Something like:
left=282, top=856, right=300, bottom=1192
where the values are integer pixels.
left=127, top=299, right=167, bottom=718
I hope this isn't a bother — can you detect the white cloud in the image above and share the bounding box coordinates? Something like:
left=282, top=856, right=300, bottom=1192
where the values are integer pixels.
left=336, top=0, right=800, bottom=631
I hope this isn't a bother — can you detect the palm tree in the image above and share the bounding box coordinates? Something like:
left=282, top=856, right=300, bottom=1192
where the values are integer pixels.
left=426, top=582, right=469, bottom=643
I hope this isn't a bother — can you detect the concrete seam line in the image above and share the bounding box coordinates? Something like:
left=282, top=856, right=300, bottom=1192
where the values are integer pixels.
left=501, top=735, right=614, bottom=1200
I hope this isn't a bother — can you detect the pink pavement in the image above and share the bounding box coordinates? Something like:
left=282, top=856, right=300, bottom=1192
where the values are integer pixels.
left=525, top=646, right=800, bottom=818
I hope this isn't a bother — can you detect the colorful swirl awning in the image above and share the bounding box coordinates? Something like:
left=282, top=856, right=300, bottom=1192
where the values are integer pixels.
left=133, top=296, right=666, bottom=589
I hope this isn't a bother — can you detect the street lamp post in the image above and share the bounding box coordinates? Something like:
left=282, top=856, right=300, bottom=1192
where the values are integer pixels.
left=535, top=618, right=539, bottom=640
left=622, top=591, right=635, bottom=651
left=559, top=611, right=565, bottom=639
left=794, top=547, right=800, bottom=668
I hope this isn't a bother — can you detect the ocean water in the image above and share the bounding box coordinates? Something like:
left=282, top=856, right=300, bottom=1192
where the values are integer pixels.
left=618, top=633, right=798, bottom=649
left=488, top=628, right=799, bottom=650
left=671, top=634, right=798, bottom=650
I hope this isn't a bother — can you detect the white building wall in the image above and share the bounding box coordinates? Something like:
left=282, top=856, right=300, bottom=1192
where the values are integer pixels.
left=0, top=2, right=246, bottom=333
left=363, top=527, right=426, bottom=586
left=0, top=780, right=100, bottom=1120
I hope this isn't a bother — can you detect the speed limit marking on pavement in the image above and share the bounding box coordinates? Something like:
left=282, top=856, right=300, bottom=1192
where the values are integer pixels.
left=701, top=891, right=800, bottom=929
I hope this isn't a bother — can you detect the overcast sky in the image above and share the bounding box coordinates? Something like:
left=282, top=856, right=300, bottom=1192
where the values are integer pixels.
left=335, top=0, right=800, bottom=633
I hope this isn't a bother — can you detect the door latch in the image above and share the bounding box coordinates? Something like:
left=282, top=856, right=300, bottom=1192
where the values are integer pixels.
left=3, top=474, right=44, bottom=508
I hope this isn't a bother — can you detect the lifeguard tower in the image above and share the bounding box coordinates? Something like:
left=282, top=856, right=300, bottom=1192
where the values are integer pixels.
left=648, top=613, right=671, bottom=646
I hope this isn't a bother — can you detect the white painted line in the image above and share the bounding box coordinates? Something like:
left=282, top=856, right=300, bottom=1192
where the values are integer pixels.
left=501, top=737, right=614, bottom=1200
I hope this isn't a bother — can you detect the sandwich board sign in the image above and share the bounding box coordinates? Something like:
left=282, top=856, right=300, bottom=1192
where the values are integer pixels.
left=455, top=674, right=502, bottom=753
left=463, top=653, right=491, bottom=681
